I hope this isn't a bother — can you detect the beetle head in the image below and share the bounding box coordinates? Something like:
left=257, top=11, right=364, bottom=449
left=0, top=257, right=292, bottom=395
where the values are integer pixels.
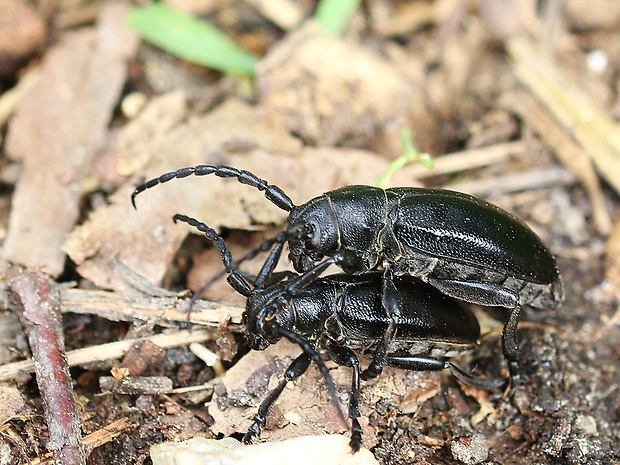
left=243, top=286, right=294, bottom=350
left=287, top=197, right=340, bottom=272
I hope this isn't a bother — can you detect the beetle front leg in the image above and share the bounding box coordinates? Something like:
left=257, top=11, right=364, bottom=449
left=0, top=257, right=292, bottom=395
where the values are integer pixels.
left=254, top=240, right=286, bottom=288
left=286, top=250, right=366, bottom=296
left=243, top=352, right=312, bottom=445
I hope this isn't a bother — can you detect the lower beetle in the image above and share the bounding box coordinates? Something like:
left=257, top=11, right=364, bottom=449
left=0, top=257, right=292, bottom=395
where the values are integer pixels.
left=132, top=165, right=564, bottom=387
left=172, top=213, right=503, bottom=451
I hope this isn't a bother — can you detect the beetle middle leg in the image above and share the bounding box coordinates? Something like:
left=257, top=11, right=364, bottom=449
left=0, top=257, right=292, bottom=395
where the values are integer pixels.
left=359, top=267, right=401, bottom=380
left=501, top=303, right=522, bottom=389
left=324, top=340, right=363, bottom=452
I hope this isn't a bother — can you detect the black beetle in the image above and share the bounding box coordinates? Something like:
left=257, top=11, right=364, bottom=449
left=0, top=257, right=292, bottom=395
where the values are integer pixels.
left=131, top=165, right=564, bottom=387
left=172, top=213, right=503, bottom=451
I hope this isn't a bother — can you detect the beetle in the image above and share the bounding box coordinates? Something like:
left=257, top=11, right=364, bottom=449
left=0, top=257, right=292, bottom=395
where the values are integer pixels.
left=131, top=165, right=564, bottom=387
left=171, top=213, right=504, bottom=451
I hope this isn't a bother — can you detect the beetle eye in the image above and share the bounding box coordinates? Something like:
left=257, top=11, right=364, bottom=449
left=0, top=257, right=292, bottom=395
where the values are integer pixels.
left=304, top=221, right=321, bottom=250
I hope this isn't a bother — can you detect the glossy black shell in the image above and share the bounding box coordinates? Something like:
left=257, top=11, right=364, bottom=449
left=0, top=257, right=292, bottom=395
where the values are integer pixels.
left=288, top=186, right=560, bottom=286
left=272, top=273, right=480, bottom=347
left=387, top=188, right=558, bottom=284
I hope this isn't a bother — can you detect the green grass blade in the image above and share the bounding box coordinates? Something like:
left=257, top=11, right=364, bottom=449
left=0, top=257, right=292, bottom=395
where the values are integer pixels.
left=126, top=3, right=258, bottom=76
left=314, top=0, right=361, bottom=35
left=376, top=127, right=435, bottom=188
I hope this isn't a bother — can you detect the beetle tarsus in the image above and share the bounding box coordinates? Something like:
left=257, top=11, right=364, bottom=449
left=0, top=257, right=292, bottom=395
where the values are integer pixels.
left=447, top=362, right=508, bottom=391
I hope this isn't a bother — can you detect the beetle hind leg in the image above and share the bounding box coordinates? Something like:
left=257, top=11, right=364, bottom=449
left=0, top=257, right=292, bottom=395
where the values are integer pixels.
left=502, top=304, right=523, bottom=391
left=385, top=355, right=506, bottom=390
left=426, top=276, right=527, bottom=391
left=447, top=362, right=507, bottom=390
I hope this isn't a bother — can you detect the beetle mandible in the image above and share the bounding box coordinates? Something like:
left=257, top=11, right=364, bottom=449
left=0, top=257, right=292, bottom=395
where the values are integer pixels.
left=172, top=213, right=503, bottom=452
left=131, top=165, right=564, bottom=387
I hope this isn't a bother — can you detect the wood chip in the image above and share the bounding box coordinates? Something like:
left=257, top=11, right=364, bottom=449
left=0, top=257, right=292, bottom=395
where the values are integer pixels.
left=2, top=1, right=139, bottom=276
left=508, top=37, right=620, bottom=198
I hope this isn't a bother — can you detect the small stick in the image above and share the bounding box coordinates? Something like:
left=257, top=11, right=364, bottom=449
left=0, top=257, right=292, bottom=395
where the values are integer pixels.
left=0, top=281, right=244, bottom=327
left=8, top=271, right=86, bottom=465
left=508, top=37, right=620, bottom=197
left=504, top=91, right=612, bottom=234
left=446, top=166, right=575, bottom=198
left=0, top=328, right=215, bottom=382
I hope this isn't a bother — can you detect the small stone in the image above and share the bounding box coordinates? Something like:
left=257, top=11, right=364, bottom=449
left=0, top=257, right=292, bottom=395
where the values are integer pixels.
left=121, top=92, right=148, bottom=119
left=150, top=435, right=379, bottom=465
left=573, top=415, right=598, bottom=437
left=451, top=433, right=489, bottom=465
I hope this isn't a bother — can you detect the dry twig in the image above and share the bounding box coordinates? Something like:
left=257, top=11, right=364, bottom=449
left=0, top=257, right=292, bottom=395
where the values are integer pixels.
left=504, top=88, right=612, bottom=234
left=508, top=37, right=620, bottom=210
left=7, top=271, right=86, bottom=465
left=25, top=418, right=134, bottom=465
left=0, top=328, right=220, bottom=383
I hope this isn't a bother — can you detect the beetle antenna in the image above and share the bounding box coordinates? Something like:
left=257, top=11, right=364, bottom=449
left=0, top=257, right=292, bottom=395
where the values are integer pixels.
left=183, top=226, right=310, bottom=304
left=132, top=165, right=294, bottom=212
left=274, top=325, right=348, bottom=427
left=173, top=214, right=252, bottom=297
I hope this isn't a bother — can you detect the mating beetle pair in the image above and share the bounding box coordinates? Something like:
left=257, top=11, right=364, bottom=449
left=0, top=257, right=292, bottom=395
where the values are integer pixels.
left=171, top=213, right=502, bottom=451
left=132, top=165, right=564, bottom=389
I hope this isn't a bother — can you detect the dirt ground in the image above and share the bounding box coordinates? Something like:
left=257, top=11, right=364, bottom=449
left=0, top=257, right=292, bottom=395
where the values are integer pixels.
left=0, top=1, right=619, bottom=464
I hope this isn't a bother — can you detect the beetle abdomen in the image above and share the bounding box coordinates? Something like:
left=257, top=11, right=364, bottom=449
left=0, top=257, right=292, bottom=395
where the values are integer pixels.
left=332, top=274, right=480, bottom=345
left=390, top=188, right=559, bottom=285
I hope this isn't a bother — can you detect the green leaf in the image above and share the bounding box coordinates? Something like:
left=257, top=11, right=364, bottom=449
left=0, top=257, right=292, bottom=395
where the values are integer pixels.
left=375, top=127, right=434, bottom=188
left=314, top=0, right=361, bottom=35
left=126, top=3, right=258, bottom=76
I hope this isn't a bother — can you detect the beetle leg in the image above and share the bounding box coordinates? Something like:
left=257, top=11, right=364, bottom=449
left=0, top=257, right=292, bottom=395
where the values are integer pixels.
left=324, top=340, right=363, bottom=453
left=425, top=276, right=526, bottom=389
left=502, top=304, right=522, bottom=390
left=424, top=276, right=519, bottom=308
left=243, top=352, right=312, bottom=444
left=360, top=268, right=400, bottom=380
left=276, top=326, right=348, bottom=426
left=381, top=267, right=401, bottom=318
left=447, top=362, right=507, bottom=390
left=385, top=356, right=506, bottom=390
left=253, top=241, right=285, bottom=288
left=360, top=319, right=397, bottom=380
left=383, top=354, right=447, bottom=371
left=284, top=250, right=365, bottom=297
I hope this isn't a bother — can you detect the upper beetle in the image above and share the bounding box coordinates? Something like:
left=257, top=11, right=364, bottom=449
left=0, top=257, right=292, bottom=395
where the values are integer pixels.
left=132, top=165, right=564, bottom=386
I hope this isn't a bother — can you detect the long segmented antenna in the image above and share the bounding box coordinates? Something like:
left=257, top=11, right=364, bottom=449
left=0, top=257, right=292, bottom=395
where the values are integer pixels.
left=174, top=216, right=309, bottom=310
left=131, top=165, right=294, bottom=212
left=172, top=214, right=252, bottom=297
